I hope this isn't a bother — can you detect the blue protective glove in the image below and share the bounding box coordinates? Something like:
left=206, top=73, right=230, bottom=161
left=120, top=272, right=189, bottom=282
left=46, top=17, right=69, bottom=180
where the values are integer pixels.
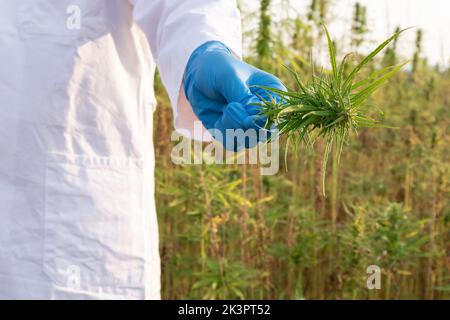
left=184, top=41, right=286, bottom=150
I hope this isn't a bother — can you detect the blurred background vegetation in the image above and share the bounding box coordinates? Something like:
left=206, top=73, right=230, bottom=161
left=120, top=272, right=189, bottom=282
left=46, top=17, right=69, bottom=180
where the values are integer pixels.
left=153, top=0, right=449, bottom=299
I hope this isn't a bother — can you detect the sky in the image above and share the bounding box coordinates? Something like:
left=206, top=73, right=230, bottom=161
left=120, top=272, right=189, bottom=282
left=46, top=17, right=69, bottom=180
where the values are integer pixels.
left=243, top=0, right=450, bottom=67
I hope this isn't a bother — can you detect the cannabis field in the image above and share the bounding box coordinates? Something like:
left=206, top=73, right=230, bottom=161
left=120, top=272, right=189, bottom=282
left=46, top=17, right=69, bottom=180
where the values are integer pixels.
left=154, top=0, right=449, bottom=299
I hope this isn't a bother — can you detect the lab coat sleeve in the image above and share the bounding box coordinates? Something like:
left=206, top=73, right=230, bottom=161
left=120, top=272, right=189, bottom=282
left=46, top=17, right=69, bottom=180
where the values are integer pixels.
left=129, top=0, right=243, bottom=140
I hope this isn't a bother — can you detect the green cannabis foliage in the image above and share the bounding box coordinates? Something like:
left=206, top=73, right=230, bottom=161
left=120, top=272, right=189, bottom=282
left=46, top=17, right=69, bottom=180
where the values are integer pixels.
left=256, top=0, right=272, bottom=63
left=257, top=26, right=409, bottom=195
left=352, top=2, right=369, bottom=49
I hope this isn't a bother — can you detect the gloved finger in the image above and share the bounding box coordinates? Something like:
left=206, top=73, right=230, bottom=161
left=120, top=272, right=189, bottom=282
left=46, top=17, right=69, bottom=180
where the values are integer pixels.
left=217, top=102, right=248, bottom=130
left=186, top=90, right=226, bottom=130
left=240, top=96, right=265, bottom=116
left=213, top=102, right=260, bottom=151
left=244, top=114, right=267, bottom=130
left=187, top=85, right=225, bottom=114
left=211, top=126, right=260, bottom=151
left=214, top=58, right=253, bottom=104
left=220, top=102, right=266, bottom=131
left=248, top=71, right=287, bottom=103
left=248, top=71, right=286, bottom=91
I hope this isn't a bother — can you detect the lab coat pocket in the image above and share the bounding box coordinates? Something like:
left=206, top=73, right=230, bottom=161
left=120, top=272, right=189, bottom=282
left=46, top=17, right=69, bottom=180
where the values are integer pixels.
left=18, top=0, right=108, bottom=45
left=43, top=153, right=146, bottom=296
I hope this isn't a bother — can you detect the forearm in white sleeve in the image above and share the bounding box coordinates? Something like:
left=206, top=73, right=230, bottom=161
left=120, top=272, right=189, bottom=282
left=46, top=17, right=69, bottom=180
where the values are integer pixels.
left=129, top=0, right=243, bottom=140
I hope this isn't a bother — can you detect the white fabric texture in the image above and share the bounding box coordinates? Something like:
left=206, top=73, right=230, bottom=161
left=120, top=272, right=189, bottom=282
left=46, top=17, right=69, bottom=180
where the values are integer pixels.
left=131, top=0, right=242, bottom=140
left=0, top=0, right=242, bottom=299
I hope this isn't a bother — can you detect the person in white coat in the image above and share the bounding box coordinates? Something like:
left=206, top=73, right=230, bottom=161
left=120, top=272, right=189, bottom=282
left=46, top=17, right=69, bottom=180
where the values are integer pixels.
left=0, top=0, right=284, bottom=299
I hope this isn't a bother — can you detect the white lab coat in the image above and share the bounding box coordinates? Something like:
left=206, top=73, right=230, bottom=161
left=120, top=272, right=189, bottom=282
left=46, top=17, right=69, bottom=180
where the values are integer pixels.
left=0, top=0, right=241, bottom=299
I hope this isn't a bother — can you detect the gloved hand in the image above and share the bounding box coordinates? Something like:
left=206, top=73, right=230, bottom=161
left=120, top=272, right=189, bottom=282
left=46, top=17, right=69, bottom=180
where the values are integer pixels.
left=184, top=41, right=286, bottom=151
